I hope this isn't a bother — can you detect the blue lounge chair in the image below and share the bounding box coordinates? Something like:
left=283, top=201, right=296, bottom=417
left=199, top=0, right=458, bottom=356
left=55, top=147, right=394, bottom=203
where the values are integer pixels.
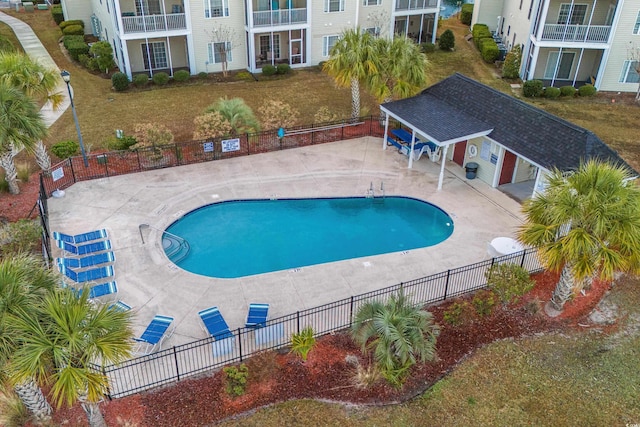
left=88, top=281, right=118, bottom=299
left=57, top=240, right=112, bottom=256
left=53, top=229, right=108, bottom=244
left=60, top=265, right=114, bottom=283
left=109, top=300, right=132, bottom=312
left=198, top=306, right=233, bottom=339
left=245, top=303, right=269, bottom=328
left=56, top=251, right=115, bottom=270
left=133, top=315, right=175, bottom=354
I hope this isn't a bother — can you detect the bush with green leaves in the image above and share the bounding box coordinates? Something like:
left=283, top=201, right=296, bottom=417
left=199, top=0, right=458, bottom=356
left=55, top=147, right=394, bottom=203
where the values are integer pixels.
left=276, top=63, right=291, bottom=75
left=460, top=3, right=473, bottom=25
left=152, top=72, right=170, bottom=85
left=480, top=38, right=500, bottom=63
left=111, top=72, right=130, bottom=91
left=421, top=42, right=436, bottom=53
left=486, top=263, right=535, bottom=305
left=198, top=71, right=208, bottom=79
left=51, top=5, right=64, bottom=25
left=560, top=85, right=577, bottom=97
left=0, top=219, right=41, bottom=256
left=472, top=24, right=491, bottom=49
left=472, top=290, right=496, bottom=317
left=501, top=44, right=521, bottom=79
left=51, top=140, right=79, bottom=159
left=173, top=69, right=190, bottom=82
left=89, top=41, right=115, bottom=73
left=262, top=64, right=277, bottom=76
left=62, top=25, right=84, bottom=36
left=578, top=84, right=597, bottom=97
left=63, top=35, right=89, bottom=61
left=522, top=79, right=544, bottom=97
left=59, top=20, right=84, bottom=29
left=544, top=86, right=561, bottom=99
left=290, top=326, right=316, bottom=361
left=133, top=74, right=149, bottom=87
left=442, top=301, right=473, bottom=326
left=223, top=364, right=249, bottom=397
left=78, top=54, right=98, bottom=71
left=439, top=29, right=455, bottom=51
left=235, top=71, right=253, bottom=81
left=107, top=135, right=137, bottom=151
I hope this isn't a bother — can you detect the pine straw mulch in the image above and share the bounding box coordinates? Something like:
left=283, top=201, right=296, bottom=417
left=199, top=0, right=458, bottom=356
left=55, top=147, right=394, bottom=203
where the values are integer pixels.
left=44, top=271, right=612, bottom=427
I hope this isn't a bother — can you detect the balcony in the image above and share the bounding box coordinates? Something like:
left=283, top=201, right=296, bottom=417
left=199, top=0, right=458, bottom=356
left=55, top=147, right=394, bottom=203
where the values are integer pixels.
left=395, top=0, right=438, bottom=12
left=252, top=8, right=307, bottom=27
left=540, top=24, right=611, bottom=43
left=121, top=13, right=186, bottom=34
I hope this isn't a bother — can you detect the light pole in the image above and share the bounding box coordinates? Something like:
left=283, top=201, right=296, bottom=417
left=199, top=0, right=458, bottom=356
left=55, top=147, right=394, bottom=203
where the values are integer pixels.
left=60, top=70, right=88, bottom=167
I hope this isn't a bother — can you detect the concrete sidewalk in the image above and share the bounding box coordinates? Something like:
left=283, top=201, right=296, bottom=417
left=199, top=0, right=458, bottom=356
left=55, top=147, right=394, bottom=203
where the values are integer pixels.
left=0, top=10, right=69, bottom=127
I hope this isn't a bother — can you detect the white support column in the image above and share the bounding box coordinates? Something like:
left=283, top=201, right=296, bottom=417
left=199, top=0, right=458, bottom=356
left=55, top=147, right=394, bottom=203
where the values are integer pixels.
left=536, top=0, right=551, bottom=40
left=408, top=130, right=416, bottom=169
left=437, top=145, right=448, bottom=191
left=528, top=43, right=540, bottom=80
left=572, top=47, right=585, bottom=87
left=382, top=114, right=390, bottom=150
left=166, top=36, right=174, bottom=76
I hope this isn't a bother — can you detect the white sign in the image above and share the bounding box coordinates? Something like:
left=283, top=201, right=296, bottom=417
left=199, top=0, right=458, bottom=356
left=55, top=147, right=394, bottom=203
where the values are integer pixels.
left=51, top=167, right=64, bottom=182
left=221, top=138, right=240, bottom=153
left=480, top=140, right=491, bottom=162
left=203, top=142, right=214, bottom=153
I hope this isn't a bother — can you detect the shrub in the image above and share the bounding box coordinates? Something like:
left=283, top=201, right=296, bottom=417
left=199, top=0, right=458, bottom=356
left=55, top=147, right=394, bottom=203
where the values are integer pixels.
left=59, top=20, right=84, bottom=29
left=421, top=42, right=436, bottom=53
left=51, top=140, right=79, bottom=159
left=0, top=172, right=8, bottom=193
left=544, top=86, right=561, bottom=98
left=522, top=79, right=544, bottom=97
left=262, top=64, right=277, bottom=76
left=198, top=71, right=208, bottom=79
left=62, top=25, right=84, bottom=36
left=472, top=290, right=496, bottom=317
left=460, top=3, right=473, bottom=25
left=560, top=85, right=577, bottom=97
left=16, top=162, right=32, bottom=183
left=578, top=84, right=597, bottom=97
left=439, top=29, right=455, bottom=51
left=258, top=100, right=300, bottom=131
left=63, top=35, right=89, bottom=60
left=502, top=44, right=521, bottom=79
left=235, top=71, right=253, bottom=81
left=223, top=364, right=249, bottom=397
left=480, top=38, right=500, bottom=63
left=314, top=106, right=339, bottom=123
left=0, top=386, right=30, bottom=427
left=152, top=72, right=170, bottom=86
left=89, top=40, right=115, bottom=73
left=107, top=135, right=137, bottom=151
left=132, top=123, right=174, bottom=149
left=193, top=111, right=232, bottom=140
left=472, top=24, right=491, bottom=49
left=486, top=263, right=535, bottom=305
left=290, top=326, right=315, bottom=361
left=443, top=301, right=473, bottom=326
left=111, top=72, right=130, bottom=91
left=51, top=5, right=64, bottom=25
left=0, top=219, right=41, bottom=257
left=78, top=54, right=98, bottom=71
left=276, top=63, right=291, bottom=75
left=133, top=74, right=149, bottom=87
left=173, top=69, right=190, bottom=82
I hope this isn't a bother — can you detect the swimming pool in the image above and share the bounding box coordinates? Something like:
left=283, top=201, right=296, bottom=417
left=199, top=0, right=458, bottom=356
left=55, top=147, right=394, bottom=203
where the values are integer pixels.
left=164, top=196, right=454, bottom=278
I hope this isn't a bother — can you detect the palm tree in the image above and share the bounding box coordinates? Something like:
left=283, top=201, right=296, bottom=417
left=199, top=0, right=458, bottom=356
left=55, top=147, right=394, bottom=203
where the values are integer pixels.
left=0, top=255, right=58, bottom=422
left=323, top=28, right=377, bottom=120
left=0, top=51, right=64, bottom=171
left=518, top=160, right=640, bottom=314
left=351, top=291, right=439, bottom=386
left=206, top=97, right=260, bottom=135
left=0, top=82, right=47, bottom=194
left=6, top=287, right=133, bottom=427
left=367, top=36, right=427, bottom=105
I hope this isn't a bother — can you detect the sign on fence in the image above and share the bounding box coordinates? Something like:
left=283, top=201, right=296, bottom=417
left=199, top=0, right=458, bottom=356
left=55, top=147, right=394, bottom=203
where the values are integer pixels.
left=51, top=167, right=64, bottom=182
left=203, top=142, right=214, bottom=153
left=221, top=138, right=240, bottom=153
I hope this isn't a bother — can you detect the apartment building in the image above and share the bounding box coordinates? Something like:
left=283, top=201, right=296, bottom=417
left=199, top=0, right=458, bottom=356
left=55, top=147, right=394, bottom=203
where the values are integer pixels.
left=60, top=0, right=442, bottom=79
left=472, top=0, right=640, bottom=93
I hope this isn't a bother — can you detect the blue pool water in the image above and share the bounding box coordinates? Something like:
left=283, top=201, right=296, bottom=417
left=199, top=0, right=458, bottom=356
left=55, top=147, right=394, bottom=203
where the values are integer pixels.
left=440, top=0, right=474, bottom=19
left=164, top=197, right=454, bottom=278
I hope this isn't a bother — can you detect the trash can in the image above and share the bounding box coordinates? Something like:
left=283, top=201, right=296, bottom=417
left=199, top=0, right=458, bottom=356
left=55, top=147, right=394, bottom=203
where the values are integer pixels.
left=465, top=162, right=479, bottom=179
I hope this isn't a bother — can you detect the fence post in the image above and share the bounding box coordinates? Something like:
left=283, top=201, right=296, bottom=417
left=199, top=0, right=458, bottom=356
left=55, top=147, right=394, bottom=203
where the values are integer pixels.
left=341, top=122, right=344, bottom=140
left=296, top=311, right=300, bottom=334
left=520, top=249, right=526, bottom=267
left=173, top=346, right=180, bottom=382
left=104, top=154, right=109, bottom=177
left=175, top=144, right=180, bottom=166
left=443, top=269, right=451, bottom=300
left=69, top=158, right=76, bottom=182
left=369, top=115, right=372, bottom=135
left=349, top=296, right=354, bottom=327
left=247, top=134, right=251, bottom=155
left=102, top=365, right=113, bottom=401
left=136, top=150, right=141, bottom=171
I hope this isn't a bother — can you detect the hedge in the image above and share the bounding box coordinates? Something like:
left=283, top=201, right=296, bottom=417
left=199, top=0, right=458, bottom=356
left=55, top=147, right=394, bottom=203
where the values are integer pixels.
left=111, top=72, right=130, bottom=91
left=62, top=25, right=85, bottom=36
left=560, top=85, right=577, bottom=97
left=63, top=35, right=89, bottom=61
left=472, top=24, right=492, bottom=49
left=152, top=72, right=170, bottom=85
left=460, top=4, right=473, bottom=26
left=523, top=80, right=544, bottom=97
left=133, top=74, right=149, bottom=87
left=173, top=70, right=190, bottom=82
left=60, top=20, right=85, bottom=29
left=262, top=65, right=277, bottom=76
left=480, top=38, right=499, bottom=63
left=51, top=5, right=64, bottom=25
left=544, top=87, right=561, bottom=99
left=578, top=84, right=597, bottom=97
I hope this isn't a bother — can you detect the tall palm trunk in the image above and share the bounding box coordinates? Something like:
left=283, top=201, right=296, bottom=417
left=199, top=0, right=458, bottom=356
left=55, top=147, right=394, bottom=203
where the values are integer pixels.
left=14, top=379, right=52, bottom=421
left=81, top=400, right=108, bottom=427
left=550, top=264, right=574, bottom=311
left=350, top=77, right=361, bottom=120
left=34, top=140, right=51, bottom=171
left=0, top=150, right=20, bottom=194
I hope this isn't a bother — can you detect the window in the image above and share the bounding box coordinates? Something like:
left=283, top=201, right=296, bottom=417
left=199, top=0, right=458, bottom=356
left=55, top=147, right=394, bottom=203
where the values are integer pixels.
left=634, top=11, right=640, bottom=35
left=208, top=42, right=232, bottom=64
left=323, top=35, right=339, bottom=57
left=363, top=26, right=380, bottom=37
left=620, top=60, right=640, bottom=83
left=259, top=34, right=280, bottom=59
left=557, top=4, right=587, bottom=25
left=363, top=0, right=381, bottom=5
left=136, top=0, right=161, bottom=15
left=324, top=0, right=344, bottom=13
left=141, top=42, right=167, bottom=69
left=204, top=0, right=229, bottom=18
left=544, top=51, right=575, bottom=79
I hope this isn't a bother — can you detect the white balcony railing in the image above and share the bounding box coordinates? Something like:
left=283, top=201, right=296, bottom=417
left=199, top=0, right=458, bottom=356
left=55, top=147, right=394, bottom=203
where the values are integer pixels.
left=252, top=8, right=307, bottom=27
left=122, top=13, right=186, bottom=34
left=395, top=0, right=438, bottom=11
left=540, top=24, right=611, bottom=43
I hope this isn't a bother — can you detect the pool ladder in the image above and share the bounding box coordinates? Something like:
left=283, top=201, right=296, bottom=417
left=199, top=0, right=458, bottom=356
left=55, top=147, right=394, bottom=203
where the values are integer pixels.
left=366, top=181, right=385, bottom=201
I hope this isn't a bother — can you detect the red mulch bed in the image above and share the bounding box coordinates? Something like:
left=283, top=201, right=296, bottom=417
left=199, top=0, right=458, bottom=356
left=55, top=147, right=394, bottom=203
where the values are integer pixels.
left=0, top=172, right=41, bottom=223
left=44, top=272, right=611, bottom=427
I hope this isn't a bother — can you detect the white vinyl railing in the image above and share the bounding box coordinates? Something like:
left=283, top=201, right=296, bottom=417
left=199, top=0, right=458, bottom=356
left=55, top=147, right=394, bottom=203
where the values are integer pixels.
left=541, top=24, right=611, bottom=43
left=252, top=8, right=307, bottom=27
left=122, top=13, right=186, bottom=34
left=395, top=0, right=438, bottom=11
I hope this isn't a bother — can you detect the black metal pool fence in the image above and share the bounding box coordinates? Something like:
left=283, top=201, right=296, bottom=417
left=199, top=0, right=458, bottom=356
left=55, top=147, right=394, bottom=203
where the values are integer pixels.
left=99, top=249, right=541, bottom=399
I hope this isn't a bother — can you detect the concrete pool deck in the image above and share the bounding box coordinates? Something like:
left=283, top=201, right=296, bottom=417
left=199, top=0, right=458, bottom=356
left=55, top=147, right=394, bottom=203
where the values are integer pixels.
left=49, top=137, right=525, bottom=347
